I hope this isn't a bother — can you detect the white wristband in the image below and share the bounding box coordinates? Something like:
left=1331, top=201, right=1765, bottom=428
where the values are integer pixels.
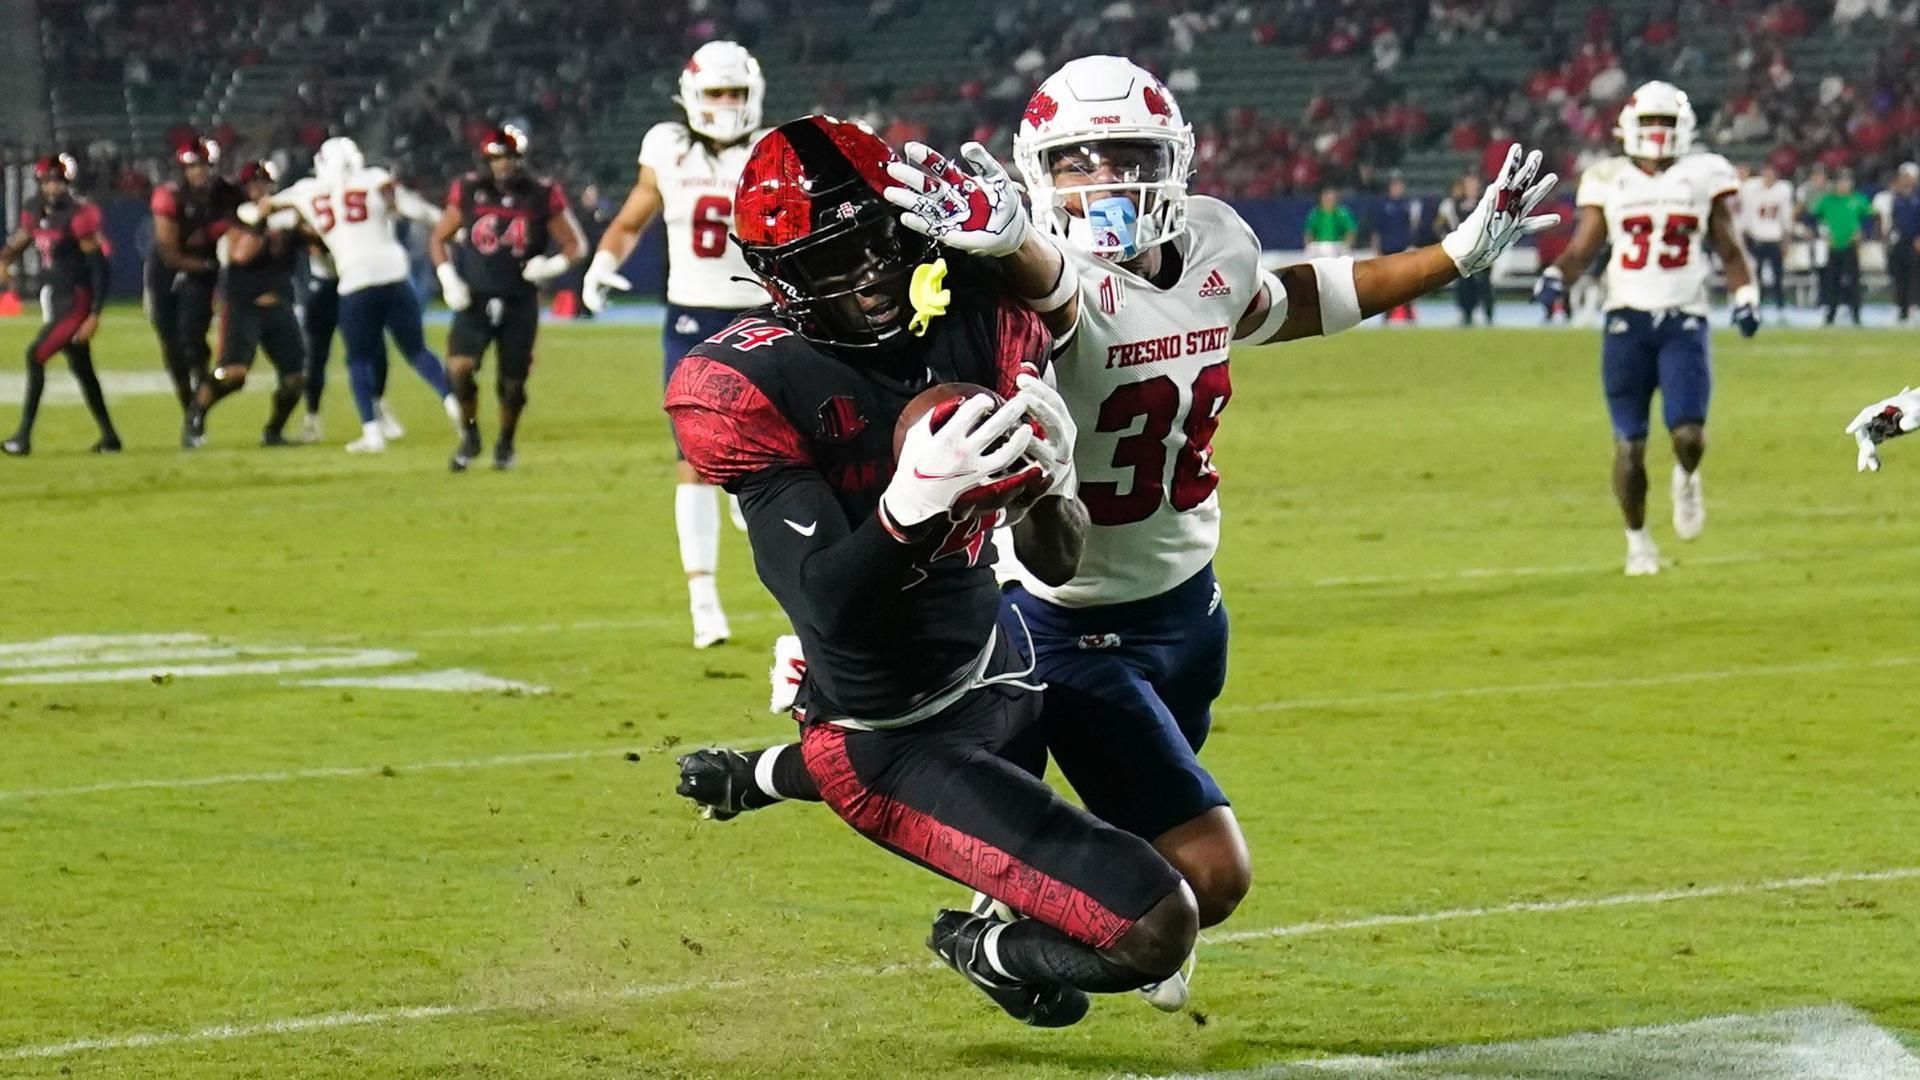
left=1024, top=236, right=1080, bottom=314
left=1310, top=256, right=1362, bottom=335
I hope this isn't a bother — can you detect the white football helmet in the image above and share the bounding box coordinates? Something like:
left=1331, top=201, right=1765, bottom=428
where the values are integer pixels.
left=1616, top=81, right=1696, bottom=161
left=1014, top=55, right=1194, bottom=260
left=313, top=136, right=364, bottom=182
left=676, top=41, right=765, bottom=144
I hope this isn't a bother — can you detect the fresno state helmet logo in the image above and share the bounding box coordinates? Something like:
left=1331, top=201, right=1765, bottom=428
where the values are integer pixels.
left=1141, top=83, right=1172, bottom=121
left=1023, top=90, right=1059, bottom=128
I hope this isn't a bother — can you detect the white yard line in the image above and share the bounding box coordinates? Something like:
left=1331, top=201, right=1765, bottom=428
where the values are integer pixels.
left=1216, top=655, right=1920, bottom=714
left=0, top=648, right=415, bottom=685
left=5, top=866, right=1916, bottom=1061
left=0, top=749, right=626, bottom=802
left=1312, top=552, right=1768, bottom=587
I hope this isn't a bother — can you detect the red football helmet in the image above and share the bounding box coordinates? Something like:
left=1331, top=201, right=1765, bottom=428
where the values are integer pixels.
left=236, top=159, right=279, bottom=187
left=174, top=136, right=220, bottom=167
left=33, top=153, right=77, bottom=184
left=734, top=115, right=933, bottom=348
left=479, top=124, right=528, bottom=158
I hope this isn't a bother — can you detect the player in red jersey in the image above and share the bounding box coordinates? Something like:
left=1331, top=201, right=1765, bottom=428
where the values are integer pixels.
left=0, top=154, right=121, bottom=455
left=148, top=136, right=244, bottom=425
left=429, top=125, right=582, bottom=471
left=664, top=115, right=1195, bottom=1028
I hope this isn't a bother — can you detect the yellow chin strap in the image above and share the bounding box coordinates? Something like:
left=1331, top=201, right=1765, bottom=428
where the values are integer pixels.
left=907, top=258, right=950, bottom=337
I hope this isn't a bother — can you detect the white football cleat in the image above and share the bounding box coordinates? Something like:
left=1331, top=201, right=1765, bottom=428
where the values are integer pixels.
left=344, top=434, right=387, bottom=454
left=1625, top=529, right=1661, bottom=576
left=692, top=601, right=731, bottom=650
left=769, top=634, right=806, bottom=713
left=1671, top=465, right=1704, bottom=540
left=376, top=399, right=405, bottom=440
left=298, top=412, right=323, bottom=443
left=1138, top=950, right=1196, bottom=1012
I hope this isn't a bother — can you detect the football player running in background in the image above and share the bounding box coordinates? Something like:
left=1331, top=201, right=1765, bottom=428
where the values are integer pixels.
left=254, top=136, right=459, bottom=453
left=1737, top=162, right=1794, bottom=322
left=0, top=154, right=120, bottom=456
left=148, top=136, right=244, bottom=422
left=430, top=125, right=583, bottom=471
left=582, top=40, right=769, bottom=648
left=185, top=160, right=307, bottom=448
left=1532, top=81, right=1758, bottom=576
left=296, top=246, right=340, bottom=442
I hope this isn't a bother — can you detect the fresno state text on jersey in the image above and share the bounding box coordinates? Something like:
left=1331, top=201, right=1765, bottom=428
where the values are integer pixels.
left=447, top=172, right=569, bottom=295
left=639, top=121, right=768, bottom=310
left=1577, top=153, right=1738, bottom=316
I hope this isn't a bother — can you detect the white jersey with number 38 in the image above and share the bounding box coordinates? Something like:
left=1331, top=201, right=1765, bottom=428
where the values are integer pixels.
left=1008, top=195, right=1267, bottom=608
left=1577, top=152, right=1738, bottom=315
left=639, top=122, right=767, bottom=310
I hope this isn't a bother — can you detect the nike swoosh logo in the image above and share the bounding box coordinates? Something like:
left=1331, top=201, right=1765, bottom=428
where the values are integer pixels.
left=784, top=519, right=817, bottom=537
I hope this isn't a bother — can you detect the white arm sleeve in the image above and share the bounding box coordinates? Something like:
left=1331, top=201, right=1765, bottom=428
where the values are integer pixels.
left=1310, top=256, right=1362, bottom=335
left=392, top=185, right=442, bottom=227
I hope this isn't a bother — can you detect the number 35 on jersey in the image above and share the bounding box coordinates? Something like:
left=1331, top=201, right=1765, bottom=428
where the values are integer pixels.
left=1578, top=152, right=1738, bottom=316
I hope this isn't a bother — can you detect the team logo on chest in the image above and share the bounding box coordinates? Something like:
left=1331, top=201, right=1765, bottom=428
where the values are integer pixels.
left=1198, top=268, right=1231, bottom=298
left=815, top=395, right=868, bottom=444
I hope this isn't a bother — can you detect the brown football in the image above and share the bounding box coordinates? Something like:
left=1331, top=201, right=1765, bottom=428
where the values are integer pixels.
left=892, top=382, right=1002, bottom=461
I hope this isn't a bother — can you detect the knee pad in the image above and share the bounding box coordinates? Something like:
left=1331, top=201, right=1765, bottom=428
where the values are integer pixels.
left=498, top=378, right=528, bottom=410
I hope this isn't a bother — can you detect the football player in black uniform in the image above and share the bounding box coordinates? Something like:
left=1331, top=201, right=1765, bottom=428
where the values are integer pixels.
left=148, top=136, right=244, bottom=419
left=184, top=160, right=307, bottom=448
left=297, top=247, right=339, bottom=443
left=0, top=154, right=120, bottom=456
left=663, top=116, right=1196, bottom=1027
left=429, top=125, right=582, bottom=471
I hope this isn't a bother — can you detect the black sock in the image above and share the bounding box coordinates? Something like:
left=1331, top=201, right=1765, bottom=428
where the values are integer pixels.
left=977, top=919, right=1153, bottom=994
left=739, top=743, right=819, bottom=807
left=17, top=359, right=46, bottom=438
left=267, top=379, right=300, bottom=434
left=67, top=349, right=118, bottom=441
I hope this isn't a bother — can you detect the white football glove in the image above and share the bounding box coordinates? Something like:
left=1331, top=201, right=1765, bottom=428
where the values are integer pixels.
left=1014, top=370, right=1077, bottom=497
left=882, top=141, right=1030, bottom=259
left=436, top=261, right=471, bottom=312
left=1441, top=143, right=1562, bottom=277
left=522, top=253, right=571, bottom=285
left=1845, top=386, right=1920, bottom=472
left=881, top=394, right=1039, bottom=532
left=581, top=250, right=631, bottom=313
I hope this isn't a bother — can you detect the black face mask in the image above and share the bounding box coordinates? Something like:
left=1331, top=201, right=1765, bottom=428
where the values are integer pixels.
left=752, top=210, right=934, bottom=349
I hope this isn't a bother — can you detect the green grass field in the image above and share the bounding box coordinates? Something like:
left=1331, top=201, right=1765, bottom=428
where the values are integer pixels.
left=3, top=309, right=1918, bottom=1079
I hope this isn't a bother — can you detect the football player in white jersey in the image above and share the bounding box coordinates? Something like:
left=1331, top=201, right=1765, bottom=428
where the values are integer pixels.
left=252, top=137, right=460, bottom=453
left=1531, top=82, right=1759, bottom=576
left=1738, top=162, right=1795, bottom=320
left=582, top=41, right=769, bottom=649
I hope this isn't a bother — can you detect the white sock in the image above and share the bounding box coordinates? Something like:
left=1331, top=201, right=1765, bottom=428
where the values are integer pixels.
left=677, top=483, right=721, bottom=577
left=375, top=397, right=388, bottom=417
left=753, top=744, right=788, bottom=802
left=1626, top=527, right=1654, bottom=549
left=361, top=420, right=383, bottom=442
left=978, top=921, right=1017, bottom=981
left=688, top=573, right=720, bottom=612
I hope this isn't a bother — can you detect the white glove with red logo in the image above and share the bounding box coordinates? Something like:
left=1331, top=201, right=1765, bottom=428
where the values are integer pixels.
left=1441, top=143, right=1561, bottom=276
left=880, top=394, right=1039, bottom=535
left=883, top=141, right=1030, bottom=258
left=1846, top=386, right=1920, bottom=472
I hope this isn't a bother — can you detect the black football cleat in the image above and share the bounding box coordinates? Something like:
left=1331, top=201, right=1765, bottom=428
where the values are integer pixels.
left=927, top=909, right=1089, bottom=1028
left=449, top=429, right=481, bottom=473
left=90, top=436, right=122, bottom=454
left=181, top=407, right=206, bottom=450
left=2, top=434, right=28, bottom=457
left=260, top=429, right=292, bottom=447
left=674, top=748, right=762, bottom=821
left=491, top=440, right=516, bottom=471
